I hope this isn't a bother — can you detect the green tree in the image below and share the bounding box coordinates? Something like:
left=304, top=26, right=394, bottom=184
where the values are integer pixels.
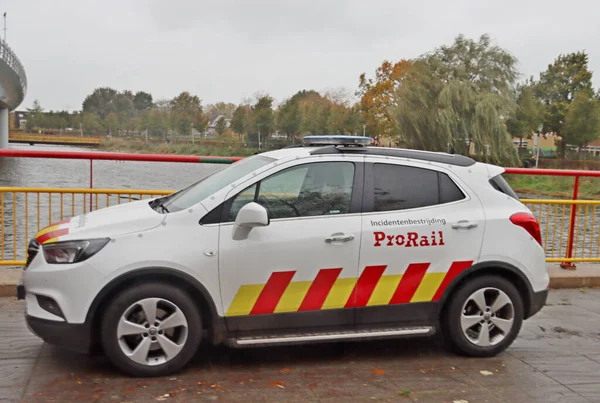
left=82, top=113, right=102, bottom=134
left=563, top=89, right=600, bottom=156
left=104, top=112, right=119, bottom=135
left=507, top=84, right=545, bottom=148
left=277, top=98, right=302, bottom=138
left=82, top=87, right=119, bottom=119
left=389, top=34, right=519, bottom=164
left=215, top=116, right=227, bottom=135
left=26, top=99, right=43, bottom=113
left=231, top=105, right=250, bottom=135
left=133, top=91, right=153, bottom=112
left=170, top=92, right=206, bottom=135
left=534, top=51, right=594, bottom=157
left=250, top=96, right=275, bottom=149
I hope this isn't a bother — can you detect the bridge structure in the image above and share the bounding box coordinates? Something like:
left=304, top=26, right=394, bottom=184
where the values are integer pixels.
left=0, top=39, right=27, bottom=149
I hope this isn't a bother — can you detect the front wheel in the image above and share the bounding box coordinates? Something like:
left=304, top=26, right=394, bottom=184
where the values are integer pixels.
left=100, top=282, right=202, bottom=377
left=441, top=275, right=524, bottom=357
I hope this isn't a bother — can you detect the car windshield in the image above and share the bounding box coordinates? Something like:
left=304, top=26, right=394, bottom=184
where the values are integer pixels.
left=160, top=155, right=275, bottom=212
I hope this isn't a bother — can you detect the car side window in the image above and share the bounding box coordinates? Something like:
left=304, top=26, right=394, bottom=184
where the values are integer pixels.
left=227, top=162, right=355, bottom=221
left=371, top=163, right=464, bottom=212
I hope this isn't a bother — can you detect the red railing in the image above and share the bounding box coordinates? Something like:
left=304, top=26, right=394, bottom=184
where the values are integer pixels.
left=504, top=168, right=600, bottom=269
left=2, top=150, right=600, bottom=269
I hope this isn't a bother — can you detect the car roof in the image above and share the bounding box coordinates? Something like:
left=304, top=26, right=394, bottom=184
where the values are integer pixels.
left=260, top=145, right=476, bottom=167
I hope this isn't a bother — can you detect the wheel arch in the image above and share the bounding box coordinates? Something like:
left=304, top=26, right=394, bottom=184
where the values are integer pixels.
left=86, top=267, right=226, bottom=348
left=438, top=261, right=535, bottom=319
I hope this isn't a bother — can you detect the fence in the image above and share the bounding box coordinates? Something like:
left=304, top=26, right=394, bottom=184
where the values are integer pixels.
left=0, top=188, right=172, bottom=266
left=1, top=150, right=599, bottom=268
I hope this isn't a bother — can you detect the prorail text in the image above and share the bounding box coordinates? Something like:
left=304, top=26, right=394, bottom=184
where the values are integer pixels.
left=373, top=231, right=445, bottom=247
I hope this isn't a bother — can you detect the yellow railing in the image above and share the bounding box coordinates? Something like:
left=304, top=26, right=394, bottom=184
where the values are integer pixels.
left=8, top=134, right=103, bottom=146
left=0, top=187, right=172, bottom=266
left=1, top=189, right=599, bottom=266
left=521, top=199, right=600, bottom=263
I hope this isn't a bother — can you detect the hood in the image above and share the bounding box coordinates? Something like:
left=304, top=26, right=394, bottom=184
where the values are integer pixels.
left=34, top=199, right=165, bottom=245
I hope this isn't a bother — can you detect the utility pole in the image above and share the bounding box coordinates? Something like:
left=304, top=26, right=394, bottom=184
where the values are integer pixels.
left=3, top=13, right=6, bottom=43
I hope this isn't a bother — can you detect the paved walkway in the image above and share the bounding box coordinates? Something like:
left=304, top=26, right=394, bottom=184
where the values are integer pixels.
left=1, top=290, right=600, bottom=402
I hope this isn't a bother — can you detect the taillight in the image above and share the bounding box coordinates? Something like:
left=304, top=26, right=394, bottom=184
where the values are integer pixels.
left=510, top=212, right=542, bottom=246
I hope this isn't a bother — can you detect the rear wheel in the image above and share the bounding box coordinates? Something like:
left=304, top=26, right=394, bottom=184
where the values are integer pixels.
left=441, top=275, right=524, bottom=357
left=100, top=282, right=202, bottom=377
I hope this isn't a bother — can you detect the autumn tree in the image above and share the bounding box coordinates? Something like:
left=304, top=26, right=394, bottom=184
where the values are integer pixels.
left=357, top=60, right=415, bottom=141
left=535, top=51, right=594, bottom=157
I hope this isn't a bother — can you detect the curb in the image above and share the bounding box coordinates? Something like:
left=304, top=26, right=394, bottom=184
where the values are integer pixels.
left=549, top=276, right=600, bottom=289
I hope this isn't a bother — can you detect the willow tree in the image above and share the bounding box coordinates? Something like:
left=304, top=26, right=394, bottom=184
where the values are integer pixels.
left=392, top=34, right=520, bottom=165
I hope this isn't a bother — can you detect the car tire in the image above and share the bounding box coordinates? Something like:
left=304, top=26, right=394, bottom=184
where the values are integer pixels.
left=441, top=275, right=524, bottom=357
left=100, top=282, right=202, bottom=377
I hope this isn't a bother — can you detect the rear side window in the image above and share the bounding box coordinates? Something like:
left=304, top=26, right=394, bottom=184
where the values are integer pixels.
left=371, top=164, right=465, bottom=212
left=489, top=174, right=519, bottom=200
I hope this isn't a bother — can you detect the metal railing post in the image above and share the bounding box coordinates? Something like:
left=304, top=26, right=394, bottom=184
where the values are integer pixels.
left=89, top=159, right=93, bottom=211
left=561, top=176, right=579, bottom=270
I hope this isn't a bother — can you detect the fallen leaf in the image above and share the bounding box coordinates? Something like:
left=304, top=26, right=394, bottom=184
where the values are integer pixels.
left=372, top=368, right=385, bottom=375
left=269, top=381, right=285, bottom=388
left=479, top=370, right=493, bottom=376
left=280, top=368, right=291, bottom=373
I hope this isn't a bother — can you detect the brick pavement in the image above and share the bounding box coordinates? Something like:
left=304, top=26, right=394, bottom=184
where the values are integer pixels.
left=0, top=289, right=599, bottom=402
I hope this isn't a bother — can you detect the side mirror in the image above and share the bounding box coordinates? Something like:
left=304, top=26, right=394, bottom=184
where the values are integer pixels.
left=232, top=202, right=269, bottom=240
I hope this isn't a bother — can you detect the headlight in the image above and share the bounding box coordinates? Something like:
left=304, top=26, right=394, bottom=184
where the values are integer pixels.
left=43, top=238, right=110, bottom=264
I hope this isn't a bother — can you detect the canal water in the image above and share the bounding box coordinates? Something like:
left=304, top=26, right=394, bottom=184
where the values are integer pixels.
left=1, top=144, right=599, bottom=262
left=0, top=144, right=224, bottom=261
left=0, top=144, right=222, bottom=190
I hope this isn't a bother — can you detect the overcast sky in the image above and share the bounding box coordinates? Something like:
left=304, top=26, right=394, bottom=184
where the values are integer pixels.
left=4, top=0, right=600, bottom=111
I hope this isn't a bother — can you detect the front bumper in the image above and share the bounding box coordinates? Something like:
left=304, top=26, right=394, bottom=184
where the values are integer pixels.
left=20, top=280, right=94, bottom=354
left=527, top=289, right=548, bottom=319
left=25, top=314, right=94, bottom=354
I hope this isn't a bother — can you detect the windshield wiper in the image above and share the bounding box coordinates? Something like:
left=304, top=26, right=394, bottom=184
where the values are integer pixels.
left=150, top=197, right=169, bottom=213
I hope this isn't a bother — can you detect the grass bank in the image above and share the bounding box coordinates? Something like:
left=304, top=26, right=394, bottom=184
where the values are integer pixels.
left=99, top=138, right=256, bottom=157
left=505, top=175, right=600, bottom=199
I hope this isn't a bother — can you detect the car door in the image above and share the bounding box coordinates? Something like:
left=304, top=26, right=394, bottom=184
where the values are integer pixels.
left=218, top=157, right=364, bottom=332
left=355, top=159, right=485, bottom=326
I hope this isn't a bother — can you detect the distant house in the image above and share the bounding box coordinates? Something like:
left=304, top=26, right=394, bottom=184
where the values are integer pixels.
left=206, top=115, right=231, bottom=136
left=582, top=139, right=600, bottom=157
left=10, top=110, right=28, bottom=129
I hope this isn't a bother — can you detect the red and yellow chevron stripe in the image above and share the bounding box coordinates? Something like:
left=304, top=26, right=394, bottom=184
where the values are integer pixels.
left=225, top=261, right=473, bottom=316
left=34, top=218, right=72, bottom=245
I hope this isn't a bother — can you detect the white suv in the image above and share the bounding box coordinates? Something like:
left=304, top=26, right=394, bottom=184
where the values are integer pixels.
left=19, top=136, right=549, bottom=377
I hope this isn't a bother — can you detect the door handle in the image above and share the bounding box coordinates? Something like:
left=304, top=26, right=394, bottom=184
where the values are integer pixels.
left=451, top=220, right=478, bottom=230
left=325, top=234, right=355, bottom=243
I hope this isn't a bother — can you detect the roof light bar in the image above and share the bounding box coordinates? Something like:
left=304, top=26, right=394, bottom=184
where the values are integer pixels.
left=302, top=135, right=372, bottom=147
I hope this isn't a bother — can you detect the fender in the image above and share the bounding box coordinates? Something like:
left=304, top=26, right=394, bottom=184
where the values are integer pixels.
left=86, top=267, right=226, bottom=344
left=437, top=260, right=535, bottom=317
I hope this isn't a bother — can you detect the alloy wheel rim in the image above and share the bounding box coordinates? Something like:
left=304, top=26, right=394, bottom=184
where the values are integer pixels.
left=460, top=287, right=514, bottom=347
left=117, top=297, right=188, bottom=366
